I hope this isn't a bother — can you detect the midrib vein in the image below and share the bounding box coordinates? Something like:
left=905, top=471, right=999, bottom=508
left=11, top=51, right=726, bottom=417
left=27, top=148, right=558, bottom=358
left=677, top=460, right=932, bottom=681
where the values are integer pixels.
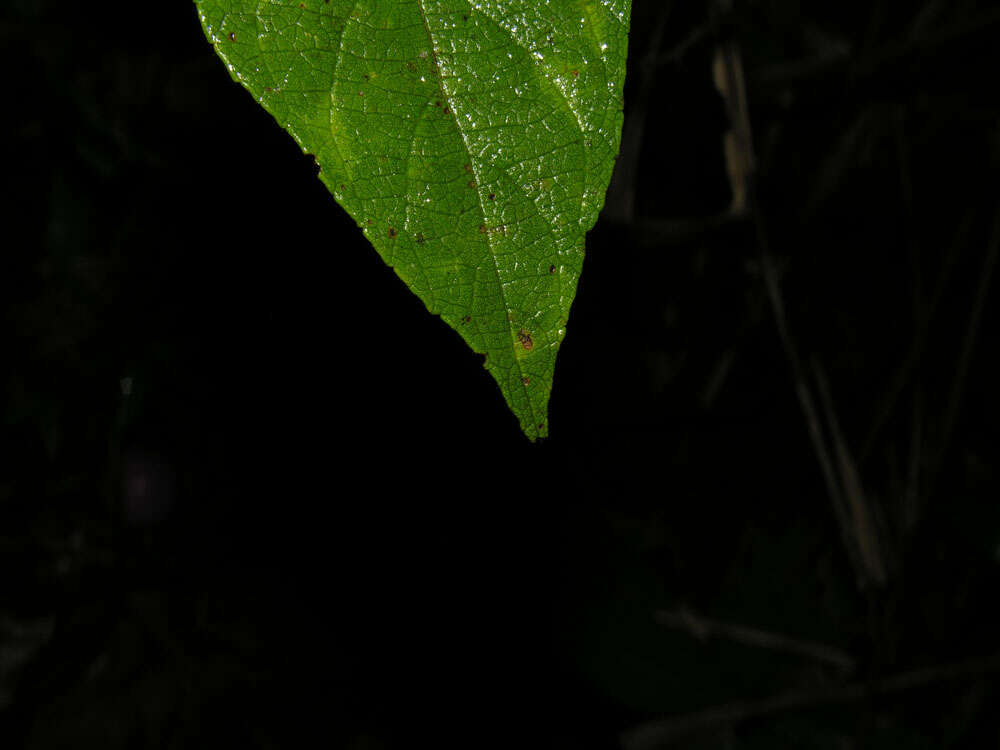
left=414, top=0, right=539, bottom=433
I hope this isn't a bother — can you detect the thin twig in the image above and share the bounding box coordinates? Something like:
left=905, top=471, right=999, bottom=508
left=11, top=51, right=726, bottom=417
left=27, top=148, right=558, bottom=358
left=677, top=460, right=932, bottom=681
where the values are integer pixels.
left=654, top=606, right=855, bottom=673
left=757, top=252, right=851, bottom=551
left=903, top=392, right=922, bottom=532
left=656, top=22, right=715, bottom=66
left=621, top=651, right=1000, bottom=750
left=928, top=203, right=1000, bottom=496
left=603, top=213, right=742, bottom=249
left=813, top=363, right=887, bottom=586
left=859, top=208, right=974, bottom=464
left=747, top=9, right=1000, bottom=95
left=714, top=33, right=870, bottom=588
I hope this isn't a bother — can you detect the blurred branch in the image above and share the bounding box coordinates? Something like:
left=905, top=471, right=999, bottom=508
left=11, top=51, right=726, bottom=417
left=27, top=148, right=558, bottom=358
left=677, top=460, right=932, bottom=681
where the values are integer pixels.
left=859, top=208, right=973, bottom=464
left=814, top=362, right=887, bottom=586
left=747, top=8, right=1000, bottom=99
left=601, top=213, right=743, bottom=249
left=713, top=22, right=885, bottom=589
left=0, top=615, right=55, bottom=711
left=928, top=202, right=1000, bottom=496
left=654, top=605, right=855, bottom=673
left=621, top=650, right=1000, bottom=750
left=713, top=26, right=754, bottom=215
left=657, top=25, right=712, bottom=66
left=759, top=246, right=870, bottom=586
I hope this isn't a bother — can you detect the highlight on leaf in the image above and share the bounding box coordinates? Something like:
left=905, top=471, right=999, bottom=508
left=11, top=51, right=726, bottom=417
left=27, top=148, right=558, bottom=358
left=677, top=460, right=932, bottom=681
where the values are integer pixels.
left=195, top=0, right=632, bottom=439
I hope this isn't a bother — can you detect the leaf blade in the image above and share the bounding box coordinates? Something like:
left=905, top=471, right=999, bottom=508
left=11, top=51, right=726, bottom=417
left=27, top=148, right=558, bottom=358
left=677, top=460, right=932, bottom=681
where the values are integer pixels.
left=196, top=0, right=631, bottom=439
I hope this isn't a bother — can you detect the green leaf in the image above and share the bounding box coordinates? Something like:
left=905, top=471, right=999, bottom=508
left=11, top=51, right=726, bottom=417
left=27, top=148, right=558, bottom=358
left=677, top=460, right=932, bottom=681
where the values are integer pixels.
left=195, top=0, right=631, bottom=439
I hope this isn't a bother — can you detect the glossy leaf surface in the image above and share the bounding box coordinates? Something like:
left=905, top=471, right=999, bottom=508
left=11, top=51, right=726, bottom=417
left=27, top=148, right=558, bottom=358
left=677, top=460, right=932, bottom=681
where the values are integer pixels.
left=196, top=0, right=631, bottom=439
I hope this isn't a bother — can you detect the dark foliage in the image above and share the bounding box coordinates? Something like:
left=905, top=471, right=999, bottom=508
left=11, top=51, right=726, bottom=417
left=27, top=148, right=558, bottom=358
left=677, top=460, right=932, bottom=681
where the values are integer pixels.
left=1, top=1, right=998, bottom=748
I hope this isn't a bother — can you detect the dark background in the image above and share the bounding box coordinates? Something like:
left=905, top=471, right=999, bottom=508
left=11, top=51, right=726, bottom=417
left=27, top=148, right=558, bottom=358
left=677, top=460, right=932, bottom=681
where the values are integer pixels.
left=2, top=0, right=999, bottom=747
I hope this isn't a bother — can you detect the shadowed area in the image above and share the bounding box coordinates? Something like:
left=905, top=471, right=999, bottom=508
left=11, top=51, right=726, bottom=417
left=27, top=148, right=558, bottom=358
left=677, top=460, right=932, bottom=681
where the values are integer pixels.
left=1, top=0, right=999, bottom=748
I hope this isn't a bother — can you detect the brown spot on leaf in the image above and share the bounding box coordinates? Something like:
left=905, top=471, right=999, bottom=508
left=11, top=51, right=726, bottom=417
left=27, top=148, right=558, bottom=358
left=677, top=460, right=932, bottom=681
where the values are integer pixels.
left=339, top=183, right=345, bottom=190
left=228, top=32, right=236, bottom=42
left=522, top=376, right=530, bottom=386
left=478, top=224, right=487, bottom=234
left=367, top=218, right=374, bottom=226
left=549, top=264, right=556, bottom=273
left=488, top=193, right=496, bottom=200
left=468, top=180, right=476, bottom=189
left=572, top=69, right=579, bottom=77
left=461, top=315, right=471, bottom=324
left=298, top=2, right=305, bottom=8
left=387, top=227, right=397, bottom=238
left=463, top=163, right=472, bottom=174
left=443, top=106, right=451, bottom=114
left=517, top=330, right=534, bottom=350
